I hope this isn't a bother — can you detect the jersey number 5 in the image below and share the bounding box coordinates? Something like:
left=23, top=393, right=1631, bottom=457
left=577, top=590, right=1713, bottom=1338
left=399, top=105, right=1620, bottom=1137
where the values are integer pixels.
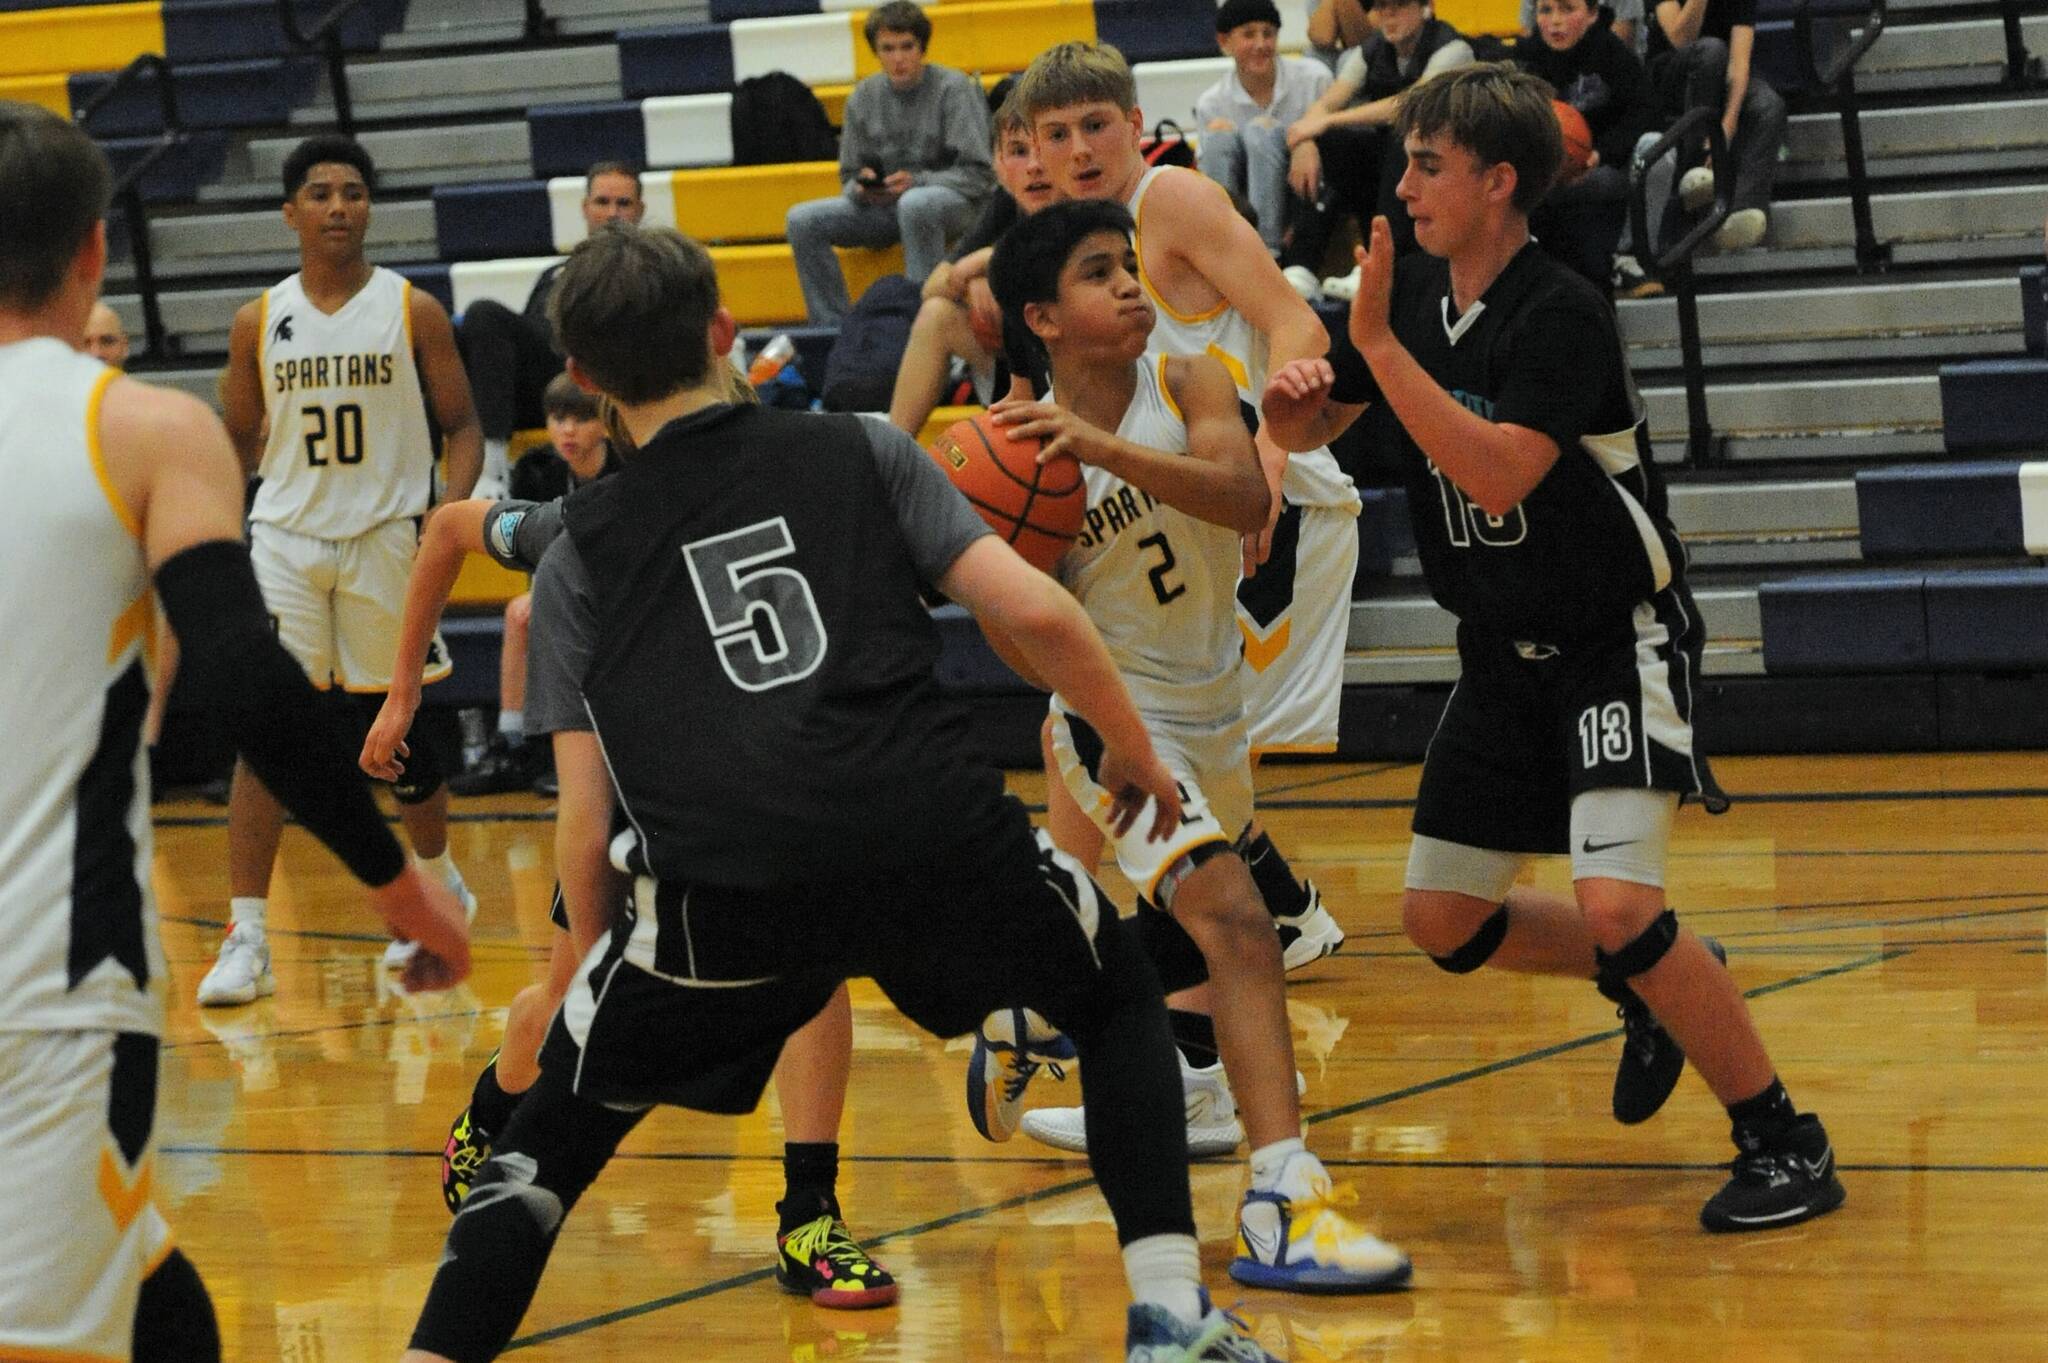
left=303, top=403, right=365, bottom=466
left=683, top=518, right=829, bottom=693
left=1432, top=467, right=1526, bottom=547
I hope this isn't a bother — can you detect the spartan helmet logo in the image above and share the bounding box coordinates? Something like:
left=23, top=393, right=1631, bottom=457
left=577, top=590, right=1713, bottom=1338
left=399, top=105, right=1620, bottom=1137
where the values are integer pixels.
left=270, top=313, right=294, bottom=345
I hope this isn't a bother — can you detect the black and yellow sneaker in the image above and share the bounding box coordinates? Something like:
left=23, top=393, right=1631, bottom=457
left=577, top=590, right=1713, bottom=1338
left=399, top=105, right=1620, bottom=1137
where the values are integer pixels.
left=775, top=1214, right=900, bottom=1309
left=441, top=1103, right=492, bottom=1213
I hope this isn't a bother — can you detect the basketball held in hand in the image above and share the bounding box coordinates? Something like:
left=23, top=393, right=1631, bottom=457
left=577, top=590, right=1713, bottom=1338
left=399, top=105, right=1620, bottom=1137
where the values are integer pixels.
left=926, top=413, right=1085, bottom=573
left=1552, top=100, right=1595, bottom=183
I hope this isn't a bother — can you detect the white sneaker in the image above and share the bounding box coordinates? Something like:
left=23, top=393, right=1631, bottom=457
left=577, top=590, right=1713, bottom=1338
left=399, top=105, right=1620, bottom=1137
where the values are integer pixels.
left=197, top=923, right=275, bottom=1007
left=1281, top=265, right=1323, bottom=301
left=1678, top=165, right=1716, bottom=212
left=1274, top=880, right=1345, bottom=972
left=1319, top=266, right=1361, bottom=301
left=1019, top=1053, right=1245, bottom=1157
left=383, top=882, right=477, bottom=969
left=1230, top=1152, right=1412, bottom=1293
left=1713, top=207, right=1768, bottom=252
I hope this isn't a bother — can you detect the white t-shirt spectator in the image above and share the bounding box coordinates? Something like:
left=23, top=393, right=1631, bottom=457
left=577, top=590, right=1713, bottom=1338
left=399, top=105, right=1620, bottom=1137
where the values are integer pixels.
left=1194, top=54, right=1334, bottom=130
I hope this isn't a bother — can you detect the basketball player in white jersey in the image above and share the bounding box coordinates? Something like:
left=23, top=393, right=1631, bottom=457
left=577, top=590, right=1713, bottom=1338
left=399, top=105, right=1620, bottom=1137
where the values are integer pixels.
left=976, top=199, right=1410, bottom=1294
left=0, top=100, right=470, bottom=1363
left=201, top=134, right=485, bottom=1005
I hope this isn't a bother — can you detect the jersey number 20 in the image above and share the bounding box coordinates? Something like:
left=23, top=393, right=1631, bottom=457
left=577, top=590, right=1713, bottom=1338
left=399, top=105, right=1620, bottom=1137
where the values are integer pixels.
left=683, top=518, right=829, bottom=692
left=302, top=403, right=365, bottom=466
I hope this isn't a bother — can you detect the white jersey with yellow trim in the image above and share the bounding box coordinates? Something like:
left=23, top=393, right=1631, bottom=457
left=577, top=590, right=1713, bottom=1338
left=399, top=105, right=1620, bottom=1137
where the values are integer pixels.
left=1052, top=356, right=1246, bottom=726
left=1128, top=164, right=1362, bottom=515
left=253, top=265, right=435, bottom=539
left=0, top=339, right=165, bottom=1036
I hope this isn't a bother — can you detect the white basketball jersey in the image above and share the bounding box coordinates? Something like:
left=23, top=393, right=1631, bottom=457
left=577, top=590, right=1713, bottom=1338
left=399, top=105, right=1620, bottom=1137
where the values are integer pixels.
left=1053, top=357, right=1246, bottom=726
left=0, top=339, right=165, bottom=1036
left=253, top=266, right=434, bottom=539
left=1129, top=165, right=1362, bottom=515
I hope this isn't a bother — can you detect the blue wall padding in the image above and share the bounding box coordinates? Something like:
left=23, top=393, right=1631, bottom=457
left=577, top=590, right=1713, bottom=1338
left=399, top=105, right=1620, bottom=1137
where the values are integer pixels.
left=1924, top=569, right=2048, bottom=670
left=1759, top=572, right=1928, bottom=673
left=1855, top=462, right=2027, bottom=560
left=1941, top=358, right=2048, bottom=454
left=528, top=100, right=648, bottom=179
left=1096, top=0, right=1219, bottom=63
left=439, top=616, right=508, bottom=708
left=395, top=262, right=454, bottom=312
left=619, top=22, right=736, bottom=100
left=2023, top=266, right=2045, bottom=357
left=711, top=0, right=818, bottom=18
left=433, top=180, right=555, bottom=261
left=930, top=604, right=1030, bottom=692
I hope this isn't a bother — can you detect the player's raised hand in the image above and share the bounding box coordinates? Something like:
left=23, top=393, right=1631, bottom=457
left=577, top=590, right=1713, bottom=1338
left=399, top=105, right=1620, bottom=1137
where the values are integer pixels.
left=1348, top=215, right=1397, bottom=354
left=1098, top=743, right=1183, bottom=844
left=359, top=690, right=416, bottom=780
left=1260, top=356, right=1336, bottom=455
left=372, top=864, right=472, bottom=992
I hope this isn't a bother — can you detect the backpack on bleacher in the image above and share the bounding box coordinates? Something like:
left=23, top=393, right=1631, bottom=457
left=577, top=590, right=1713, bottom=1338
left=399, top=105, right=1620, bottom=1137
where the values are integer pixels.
left=731, top=72, right=839, bottom=166
left=820, top=274, right=924, bottom=413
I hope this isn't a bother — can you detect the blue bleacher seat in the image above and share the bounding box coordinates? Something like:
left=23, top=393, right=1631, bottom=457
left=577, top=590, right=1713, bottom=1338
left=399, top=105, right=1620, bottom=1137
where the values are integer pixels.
left=2023, top=266, right=2045, bottom=358
left=395, top=262, right=455, bottom=313
left=710, top=0, right=818, bottom=18
left=1855, top=462, right=2031, bottom=560
left=71, top=56, right=318, bottom=135
left=1940, top=357, right=2048, bottom=454
left=434, top=181, right=556, bottom=261
left=438, top=615, right=508, bottom=708
left=1924, top=568, right=2048, bottom=670
left=161, top=0, right=403, bottom=61
left=528, top=99, right=649, bottom=180
left=619, top=22, right=736, bottom=101
left=1758, top=571, right=1927, bottom=673
left=931, top=603, right=1029, bottom=692
left=1095, top=0, right=1219, bottom=64
left=102, top=129, right=230, bottom=203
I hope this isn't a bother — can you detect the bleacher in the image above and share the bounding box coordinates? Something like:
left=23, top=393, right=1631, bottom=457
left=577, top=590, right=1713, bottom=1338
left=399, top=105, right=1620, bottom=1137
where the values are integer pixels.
left=24, top=0, right=2048, bottom=754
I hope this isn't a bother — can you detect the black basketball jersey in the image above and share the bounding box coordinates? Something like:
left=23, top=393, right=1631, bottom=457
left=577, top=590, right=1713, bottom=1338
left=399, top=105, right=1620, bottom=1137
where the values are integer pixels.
left=559, top=404, right=1009, bottom=889
left=1334, top=244, right=1686, bottom=643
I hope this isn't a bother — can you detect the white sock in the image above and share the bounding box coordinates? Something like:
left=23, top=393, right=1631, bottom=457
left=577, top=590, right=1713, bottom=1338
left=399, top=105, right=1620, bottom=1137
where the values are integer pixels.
left=1121, top=1233, right=1205, bottom=1326
left=496, top=709, right=524, bottom=744
left=228, top=897, right=266, bottom=935
left=482, top=437, right=509, bottom=483
left=1248, top=1136, right=1314, bottom=1195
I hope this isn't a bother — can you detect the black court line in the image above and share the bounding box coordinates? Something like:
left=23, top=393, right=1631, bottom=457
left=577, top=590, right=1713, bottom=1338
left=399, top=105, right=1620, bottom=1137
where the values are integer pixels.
left=1723, top=903, right=2045, bottom=940
left=1255, top=761, right=1415, bottom=798
left=163, top=1008, right=486, bottom=1051
left=487, top=948, right=1899, bottom=1350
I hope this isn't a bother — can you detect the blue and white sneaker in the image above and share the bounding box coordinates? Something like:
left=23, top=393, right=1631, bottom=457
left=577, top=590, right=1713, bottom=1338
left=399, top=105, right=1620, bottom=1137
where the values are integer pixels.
left=1126, top=1292, right=1282, bottom=1363
left=1230, top=1159, right=1412, bottom=1294
left=966, top=1007, right=1075, bottom=1142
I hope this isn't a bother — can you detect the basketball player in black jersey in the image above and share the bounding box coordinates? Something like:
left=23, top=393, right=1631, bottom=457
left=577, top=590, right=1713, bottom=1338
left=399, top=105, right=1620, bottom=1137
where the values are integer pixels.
left=1266, top=65, right=1845, bottom=1232
left=397, top=224, right=1285, bottom=1363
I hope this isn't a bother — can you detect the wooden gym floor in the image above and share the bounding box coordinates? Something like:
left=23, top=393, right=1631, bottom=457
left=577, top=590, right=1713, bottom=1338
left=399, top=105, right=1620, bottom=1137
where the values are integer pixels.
left=149, top=751, right=2048, bottom=1361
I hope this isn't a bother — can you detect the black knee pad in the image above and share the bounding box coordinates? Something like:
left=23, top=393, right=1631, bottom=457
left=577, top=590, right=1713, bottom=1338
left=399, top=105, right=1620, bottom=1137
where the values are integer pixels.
left=1128, top=897, right=1210, bottom=994
left=133, top=1249, right=221, bottom=1363
left=1594, top=907, right=1680, bottom=989
left=389, top=705, right=459, bottom=804
left=1431, top=903, right=1508, bottom=974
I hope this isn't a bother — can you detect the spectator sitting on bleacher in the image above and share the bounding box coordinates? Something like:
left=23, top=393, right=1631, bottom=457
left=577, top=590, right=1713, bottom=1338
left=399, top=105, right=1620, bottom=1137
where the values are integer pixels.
left=1517, top=0, right=1659, bottom=290
left=82, top=299, right=128, bottom=368
left=1524, top=0, right=1646, bottom=54
left=1307, top=0, right=1380, bottom=70
left=887, top=96, right=1056, bottom=435
left=784, top=0, right=994, bottom=326
left=1647, top=0, right=1785, bottom=251
left=1278, top=0, right=1475, bottom=300
left=449, top=372, right=618, bottom=797
left=456, top=162, right=643, bottom=499
left=1196, top=0, right=1333, bottom=262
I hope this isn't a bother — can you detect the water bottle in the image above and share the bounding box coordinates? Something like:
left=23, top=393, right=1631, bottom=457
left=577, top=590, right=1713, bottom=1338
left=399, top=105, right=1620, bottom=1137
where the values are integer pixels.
left=747, top=333, right=797, bottom=386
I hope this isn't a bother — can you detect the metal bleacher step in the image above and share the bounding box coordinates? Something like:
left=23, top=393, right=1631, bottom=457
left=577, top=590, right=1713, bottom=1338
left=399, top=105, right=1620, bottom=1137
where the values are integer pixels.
left=202, top=120, right=533, bottom=199
left=1341, top=586, right=1766, bottom=685
left=1781, top=95, right=2048, bottom=183
left=292, top=44, right=623, bottom=124
left=113, top=197, right=438, bottom=284
left=1620, top=276, right=2024, bottom=369
left=378, top=0, right=534, bottom=50
left=1641, top=373, right=1945, bottom=460
left=543, top=0, right=713, bottom=37
left=1697, top=181, right=2046, bottom=275
left=1819, top=13, right=2048, bottom=93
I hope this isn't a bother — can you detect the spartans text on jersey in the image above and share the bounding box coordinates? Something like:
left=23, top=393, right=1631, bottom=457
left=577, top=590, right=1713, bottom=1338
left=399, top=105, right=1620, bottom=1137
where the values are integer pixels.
left=272, top=351, right=397, bottom=393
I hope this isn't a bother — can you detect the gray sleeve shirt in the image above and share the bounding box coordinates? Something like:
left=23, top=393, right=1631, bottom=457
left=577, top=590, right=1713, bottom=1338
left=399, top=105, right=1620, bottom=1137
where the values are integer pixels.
left=525, top=531, right=602, bottom=737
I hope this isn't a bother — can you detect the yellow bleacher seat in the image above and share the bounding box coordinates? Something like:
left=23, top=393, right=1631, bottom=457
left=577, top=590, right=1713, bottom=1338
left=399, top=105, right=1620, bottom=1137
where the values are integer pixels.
left=0, top=72, right=72, bottom=114
left=917, top=403, right=983, bottom=449
left=850, top=0, right=1094, bottom=81
left=669, top=161, right=842, bottom=243
left=713, top=241, right=906, bottom=326
left=0, top=1, right=163, bottom=80
left=1436, top=0, right=1522, bottom=32
left=448, top=554, right=529, bottom=608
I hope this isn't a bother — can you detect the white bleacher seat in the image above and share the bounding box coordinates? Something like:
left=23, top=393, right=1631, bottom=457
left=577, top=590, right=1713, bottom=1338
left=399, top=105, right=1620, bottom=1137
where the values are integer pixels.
left=731, top=12, right=858, bottom=85
left=450, top=256, right=564, bottom=317
left=644, top=93, right=736, bottom=169
left=1134, top=56, right=1234, bottom=128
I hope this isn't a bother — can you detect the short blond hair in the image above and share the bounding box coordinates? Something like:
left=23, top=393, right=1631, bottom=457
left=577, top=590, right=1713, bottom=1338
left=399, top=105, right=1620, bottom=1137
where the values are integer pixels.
left=1013, top=41, right=1136, bottom=119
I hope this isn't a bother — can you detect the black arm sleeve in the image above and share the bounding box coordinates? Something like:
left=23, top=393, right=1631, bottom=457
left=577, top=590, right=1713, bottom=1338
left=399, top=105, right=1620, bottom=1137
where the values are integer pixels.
left=154, top=539, right=406, bottom=888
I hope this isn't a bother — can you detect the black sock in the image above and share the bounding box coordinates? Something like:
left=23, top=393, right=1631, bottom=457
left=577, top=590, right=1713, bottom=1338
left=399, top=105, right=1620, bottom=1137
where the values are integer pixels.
left=778, top=1141, right=841, bottom=1232
left=470, top=1056, right=519, bottom=1137
left=1167, top=1009, right=1218, bottom=1070
left=1241, top=830, right=1311, bottom=920
left=1726, top=1077, right=1796, bottom=1144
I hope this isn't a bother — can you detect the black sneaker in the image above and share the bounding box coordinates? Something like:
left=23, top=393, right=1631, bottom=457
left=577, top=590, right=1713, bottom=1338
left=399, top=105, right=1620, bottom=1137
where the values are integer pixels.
left=1611, top=937, right=1728, bottom=1125
left=449, top=734, right=540, bottom=796
left=1701, top=1112, right=1846, bottom=1232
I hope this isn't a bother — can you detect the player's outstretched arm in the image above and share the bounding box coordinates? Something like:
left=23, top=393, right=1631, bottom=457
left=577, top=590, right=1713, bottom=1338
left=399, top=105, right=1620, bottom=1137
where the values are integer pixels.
left=109, top=378, right=470, bottom=988
left=362, top=498, right=494, bottom=779
left=940, top=538, right=1182, bottom=841
left=552, top=730, right=625, bottom=956
left=412, top=289, right=484, bottom=501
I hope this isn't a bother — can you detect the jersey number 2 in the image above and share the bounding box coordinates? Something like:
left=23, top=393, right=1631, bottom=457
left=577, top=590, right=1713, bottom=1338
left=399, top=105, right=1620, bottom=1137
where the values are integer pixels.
left=303, top=403, right=364, bottom=466
left=1138, top=532, right=1185, bottom=605
left=683, top=518, right=828, bottom=693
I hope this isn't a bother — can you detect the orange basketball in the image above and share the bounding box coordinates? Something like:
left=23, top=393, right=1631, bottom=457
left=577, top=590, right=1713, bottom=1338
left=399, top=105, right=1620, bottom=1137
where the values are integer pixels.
left=1552, top=99, right=1595, bottom=182
left=926, top=413, right=1085, bottom=573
